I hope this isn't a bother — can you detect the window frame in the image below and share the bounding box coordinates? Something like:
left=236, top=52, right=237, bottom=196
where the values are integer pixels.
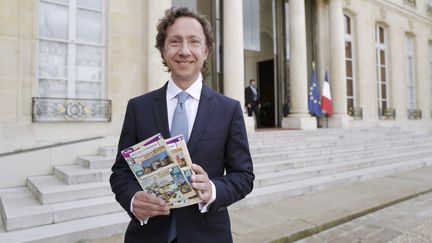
left=429, top=41, right=432, bottom=117
left=405, top=34, right=416, bottom=110
left=344, top=14, right=357, bottom=115
left=375, top=24, right=390, bottom=116
left=36, top=0, right=106, bottom=99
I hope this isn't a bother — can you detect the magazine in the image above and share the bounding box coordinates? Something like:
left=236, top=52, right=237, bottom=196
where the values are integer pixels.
left=121, top=133, right=200, bottom=208
left=166, top=134, right=202, bottom=204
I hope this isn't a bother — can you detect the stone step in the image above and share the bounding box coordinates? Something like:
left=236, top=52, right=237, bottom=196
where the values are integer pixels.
left=53, top=165, right=111, bottom=185
left=0, top=212, right=129, bottom=243
left=251, top=139, right=432, bottom=164
left=247, top=128, right=407, bottom=142
left=254, top=148, right=432, bottom=187
left=247, top=127, right=403, bottom=139
left=27, top=175, right=112, bottom=204
left=0, top=187, right=122, bottom=231
left=249, top=134, right=430, bottom=154
left=248, top=131, right=414, bottom=143
left=77, top=155, right=115, bottom=169
left=231, top=156, right=432, bottom=210
left=253, top=142, right=432, bottom=174
left=97, top=146, right=117, bottom=157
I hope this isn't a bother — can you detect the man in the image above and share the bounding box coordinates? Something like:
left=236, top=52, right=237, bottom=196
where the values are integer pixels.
left=110, top=7, right=254, bottom=243
left=245, top=79, right=261, bottom=128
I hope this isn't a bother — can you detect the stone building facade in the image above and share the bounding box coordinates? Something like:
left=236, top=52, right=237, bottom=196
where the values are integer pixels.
left=0, top=0, right=432, bottom=187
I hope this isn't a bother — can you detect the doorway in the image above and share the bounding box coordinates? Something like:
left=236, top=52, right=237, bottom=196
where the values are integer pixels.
left=258, top=59, right=275, bottom=128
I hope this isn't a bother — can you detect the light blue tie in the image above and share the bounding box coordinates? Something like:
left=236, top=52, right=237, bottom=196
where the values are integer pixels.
left=171, top=91, right=190, bottom=143
left=168, top=91, right=189, bottom=242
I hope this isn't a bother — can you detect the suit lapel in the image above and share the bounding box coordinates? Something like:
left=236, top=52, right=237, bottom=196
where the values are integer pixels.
left=152, top=82, right=171, bottom=139
left=188, top=85, right=214, bottom=154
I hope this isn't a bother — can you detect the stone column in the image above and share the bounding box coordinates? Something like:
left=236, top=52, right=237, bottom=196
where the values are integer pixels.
left=282, top=0, right=317, bottom=129
left=223, top=0, right=244, bottom=105
left=147, top=0, right=171, bottom=92
left=327, top=0, right=351, bottom=127
left=223, top=0, right=254, bottom=131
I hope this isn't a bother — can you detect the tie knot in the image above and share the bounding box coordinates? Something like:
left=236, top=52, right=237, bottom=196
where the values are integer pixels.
left=177, top=91, right=189, bottom=104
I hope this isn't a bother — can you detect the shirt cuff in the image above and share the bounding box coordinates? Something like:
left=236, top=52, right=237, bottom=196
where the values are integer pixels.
left=198, top=180, right=216, bottom=213
left=130, top=195, right=149, bottom=226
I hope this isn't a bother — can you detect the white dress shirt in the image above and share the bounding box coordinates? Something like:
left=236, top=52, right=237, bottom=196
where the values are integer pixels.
left=131, top=73, right=216, bottom=225
left=166, top=75, right=202, bottom=140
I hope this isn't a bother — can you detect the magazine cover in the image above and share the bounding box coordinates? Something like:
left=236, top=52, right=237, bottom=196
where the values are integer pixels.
left=121, top=133, right=198, bottom=208
left=166, top=134, right=202, bottom=204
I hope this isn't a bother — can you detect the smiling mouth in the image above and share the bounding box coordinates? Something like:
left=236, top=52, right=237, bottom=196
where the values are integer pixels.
left=176, top=60, right=193, bottom=64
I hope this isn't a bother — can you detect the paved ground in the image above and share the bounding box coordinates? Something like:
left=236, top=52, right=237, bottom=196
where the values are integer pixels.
left=390, top=220, right=432, bottom=243
left=231, top=166, right=432, bottom=243
left=296, top=191, right=432, bottom=242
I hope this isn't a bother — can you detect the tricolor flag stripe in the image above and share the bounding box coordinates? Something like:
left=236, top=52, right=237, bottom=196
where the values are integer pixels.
left=321, top=71, right=333, bottom=115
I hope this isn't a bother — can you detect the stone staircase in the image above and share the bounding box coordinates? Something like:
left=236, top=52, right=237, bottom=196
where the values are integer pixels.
left=231, top=127, right=432, bottom=209
left=0, top=147, right=128, bottom=242
left=1, top=127, right=432, bottom=242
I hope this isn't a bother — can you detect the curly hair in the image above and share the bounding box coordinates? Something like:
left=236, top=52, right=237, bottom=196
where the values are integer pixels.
left=155, top=7, right=214, bottom=71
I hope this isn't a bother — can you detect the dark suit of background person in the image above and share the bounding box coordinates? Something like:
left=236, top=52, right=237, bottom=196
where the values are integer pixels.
left=245, top=80, right=261, bottom=128
left=110, top=7, right=254, bottom=243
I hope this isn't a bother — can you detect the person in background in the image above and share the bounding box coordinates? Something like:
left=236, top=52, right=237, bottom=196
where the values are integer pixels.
left=245, top=79, right=261, bottom=128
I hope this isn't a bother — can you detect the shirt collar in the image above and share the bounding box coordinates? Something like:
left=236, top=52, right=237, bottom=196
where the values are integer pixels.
left=167, top=73, right=203, bottom=101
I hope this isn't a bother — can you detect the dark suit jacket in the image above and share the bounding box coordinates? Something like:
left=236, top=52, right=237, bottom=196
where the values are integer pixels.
left=110, top=82, right=255, bottom=243
left=245, top=86, right=260, bottom=107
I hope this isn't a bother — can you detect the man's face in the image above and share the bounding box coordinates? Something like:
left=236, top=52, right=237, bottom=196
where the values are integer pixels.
left=251, top=80, right=257, bottom=87
left=163, top=17, right=209, bottom=84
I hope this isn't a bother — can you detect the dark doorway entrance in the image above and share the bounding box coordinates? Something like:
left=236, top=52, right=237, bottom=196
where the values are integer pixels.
left=258, top=59, right=275, bottom=128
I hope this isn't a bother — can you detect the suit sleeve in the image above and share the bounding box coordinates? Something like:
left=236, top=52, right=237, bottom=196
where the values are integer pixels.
left=245, top=87, right=251, bottom=106
left=210, top=101, right=255, bottom=211
left=109, top=100, right=142, bottom=220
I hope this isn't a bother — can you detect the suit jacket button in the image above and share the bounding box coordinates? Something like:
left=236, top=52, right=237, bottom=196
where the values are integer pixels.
left=217, top=207, right=226, bottom=212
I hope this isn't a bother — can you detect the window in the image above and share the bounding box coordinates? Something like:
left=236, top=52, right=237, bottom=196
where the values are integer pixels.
left=344, top=14, right=356, bottom=115
left=38, top=0, right=105, bottom=99
left=375, top=25, right=389, bottom=117
left=243, top=0, right=260, bottom=51
left=429, top=42, right=432, bottom=116
left=405, top=34, right=416, bottom=110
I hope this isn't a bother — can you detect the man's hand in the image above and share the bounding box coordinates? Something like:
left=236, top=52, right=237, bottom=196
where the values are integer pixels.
left=247, top=104, right=251, bottom=108
left=132, top=191, right=170, bottom=219
left=191, top=164, right=212, bottom=203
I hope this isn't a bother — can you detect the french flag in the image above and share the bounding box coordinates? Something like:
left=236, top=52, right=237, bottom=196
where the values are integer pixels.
left=321, top=71, right=333, bottom=116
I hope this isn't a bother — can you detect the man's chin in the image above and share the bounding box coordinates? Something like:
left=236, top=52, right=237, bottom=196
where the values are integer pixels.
left=171, top=73, right=198, bottom=83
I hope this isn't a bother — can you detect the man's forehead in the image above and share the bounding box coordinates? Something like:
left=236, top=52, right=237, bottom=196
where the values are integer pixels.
left=166, top=17, right=204, bottom=33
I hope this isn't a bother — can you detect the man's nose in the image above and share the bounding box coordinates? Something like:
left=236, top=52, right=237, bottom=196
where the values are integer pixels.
left=179, top=42, right=192, bottom=55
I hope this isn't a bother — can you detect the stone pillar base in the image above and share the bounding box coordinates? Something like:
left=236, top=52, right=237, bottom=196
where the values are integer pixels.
left=244, top=115, right=255, bottom=134
left=326, top=114, right=353, bottom=128
left=282, top=115, right=317, bottom=130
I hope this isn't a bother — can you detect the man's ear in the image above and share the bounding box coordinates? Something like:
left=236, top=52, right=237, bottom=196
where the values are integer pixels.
left=204, top=47, right=209, bottom=59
